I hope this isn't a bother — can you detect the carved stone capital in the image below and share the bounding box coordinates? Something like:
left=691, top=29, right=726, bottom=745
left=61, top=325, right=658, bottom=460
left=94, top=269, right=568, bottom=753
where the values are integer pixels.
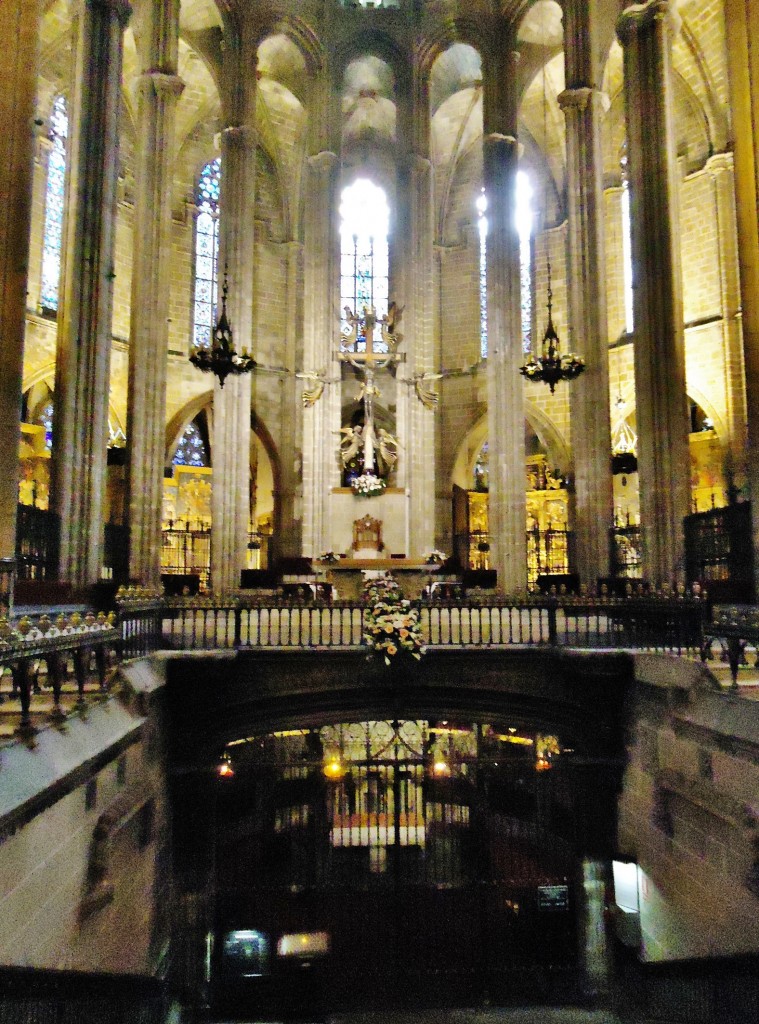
left=705, top=151, right=735, bottom=178
left=137, top=72, right=185, bottom=106
left=307, top=150, right=338, bottom=173
left=222, top=124, right=256, bottom=150
left=558, top=87, right=594, bottom=112
left=483, top=133, right=523, bottom=158
left=617, top=0, right=681, bottom=45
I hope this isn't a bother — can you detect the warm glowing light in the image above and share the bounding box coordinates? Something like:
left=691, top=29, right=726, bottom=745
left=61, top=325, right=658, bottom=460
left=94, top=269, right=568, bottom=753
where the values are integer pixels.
left=432, top=759, right=451, bottom=776
left=495, top=734, right=534, bottom=746
left=218, top=754, right=234, bottom=778
left=323, top=758, right=345, bottom=779
left=535, top=757, right=552, bottom=772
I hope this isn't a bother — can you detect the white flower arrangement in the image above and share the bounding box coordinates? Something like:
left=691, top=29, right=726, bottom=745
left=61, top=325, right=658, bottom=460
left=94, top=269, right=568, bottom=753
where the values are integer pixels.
left=425, top=549, right=447, bottom=565
left=362, top=571, right=425, bottom=665
left=351, top=472, right=386, bottom=498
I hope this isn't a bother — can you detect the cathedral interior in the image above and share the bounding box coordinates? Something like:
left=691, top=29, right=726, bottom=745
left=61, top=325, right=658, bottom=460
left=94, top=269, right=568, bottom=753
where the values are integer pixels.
left=2, top=0, right=759, bottom=1021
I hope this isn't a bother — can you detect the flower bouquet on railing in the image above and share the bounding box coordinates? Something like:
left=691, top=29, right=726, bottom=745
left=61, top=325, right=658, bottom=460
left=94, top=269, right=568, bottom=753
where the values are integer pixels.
left=351, top=471, right=386, bottom=498
left=362, top=571, right=425, bottom=666
left=424, top=549, right=447, bottom=566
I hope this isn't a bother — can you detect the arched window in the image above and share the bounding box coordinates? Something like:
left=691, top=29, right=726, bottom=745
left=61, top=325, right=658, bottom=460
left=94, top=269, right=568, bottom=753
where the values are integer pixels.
left=193, top=158, right=221, bottom=349
left=173, top=418, right=209, bottom=468
left=620, top=144, right=633, bottom=334
left=477, top=171, right=533, bottom=359
left=516, top=170, right=533, bottom=353
left=340, top=179, right=390, bottom=352
left=40, top=96, right=68, bottom=313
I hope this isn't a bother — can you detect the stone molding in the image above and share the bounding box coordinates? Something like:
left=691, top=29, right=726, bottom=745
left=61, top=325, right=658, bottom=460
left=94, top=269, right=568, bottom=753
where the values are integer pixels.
left=617, top=0, right=681, bottom=43
left=137, top=71, right=185, bottom=101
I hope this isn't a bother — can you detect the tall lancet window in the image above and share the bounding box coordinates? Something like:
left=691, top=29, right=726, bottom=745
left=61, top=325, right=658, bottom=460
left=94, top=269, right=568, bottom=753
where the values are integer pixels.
left=516, top=170, right=534, bottom=353
left=193, top=157, right=221, bottom=349
left=620, top=144, right=634, bottom=334
left=477, top=171, right=533, bottom=359
left=40, top=95, right=68, bottom=313
left=340, top=179, right=390, bottom=352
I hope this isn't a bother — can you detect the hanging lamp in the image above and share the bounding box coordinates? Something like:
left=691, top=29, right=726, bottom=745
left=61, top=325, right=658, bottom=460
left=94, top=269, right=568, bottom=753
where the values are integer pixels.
left=189, top=268, right=255, bottom=388
left=519, top=25, right=586, bottom=393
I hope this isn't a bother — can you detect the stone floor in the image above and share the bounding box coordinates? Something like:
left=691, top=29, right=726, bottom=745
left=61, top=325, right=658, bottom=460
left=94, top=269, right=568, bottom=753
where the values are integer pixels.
left=209, top=1011, right=623, bottom=1024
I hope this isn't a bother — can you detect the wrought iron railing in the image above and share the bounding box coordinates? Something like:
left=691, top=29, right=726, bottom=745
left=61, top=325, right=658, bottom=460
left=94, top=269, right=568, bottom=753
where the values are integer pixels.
left=0, top=612, right=120, bottom=736
left=15, top=505, right=60, bottom=581
left=116, top=592, right=708, bottom=660
left=527, top=527, right=573, bottom=589
left=684, top=502, right=753, bottom=602
left=609, top=524, right=643, bottom=579
left=161, top=522, right=211, bottom=592
left=160, top=525, right=272, bottom=593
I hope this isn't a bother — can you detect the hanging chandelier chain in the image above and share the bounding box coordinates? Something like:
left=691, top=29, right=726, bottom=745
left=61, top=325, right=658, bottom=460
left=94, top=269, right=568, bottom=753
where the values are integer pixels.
left=518, top=16, right=586, bottom=394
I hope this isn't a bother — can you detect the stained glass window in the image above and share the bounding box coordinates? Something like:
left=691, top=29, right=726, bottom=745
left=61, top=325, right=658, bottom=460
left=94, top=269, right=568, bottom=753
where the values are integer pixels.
left=40, top=96, right=68, bottom=313
left=173, top=419, right=209, bottom=467
left=620, top=145, right=634, bottom=334
left=193, top=158, right=221, bottom=349
left=340, top=179, right=390, bottom=353
left=478, top=172, right=533, bottom=359
left=36, top=401, right=54, bottom=452
left=516, top=171, right=533, bottom=353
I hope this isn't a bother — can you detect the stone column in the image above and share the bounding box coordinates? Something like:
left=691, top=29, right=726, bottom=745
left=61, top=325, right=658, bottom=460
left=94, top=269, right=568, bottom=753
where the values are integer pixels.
left=706, top=153, right=747, bottom=497
left=52, top=0, right=132, bottom=588
left=723, top=0, right=759, bottom=592
left=617, top=0, right=690, bottom=588
left=301, top=149, right=338, bottom=558
left=559, top=0, right=612, bottom=588
left=211, top=36, right=256, bottom=595
left=126, top=0, right=184, bottom=587
left=484, top=43, right=527, bottom=594
left=0, top=0, right=42, bottom=577
left=276, top=240, right=304, bottom=557
left=396, top=67, right=436, bottom=556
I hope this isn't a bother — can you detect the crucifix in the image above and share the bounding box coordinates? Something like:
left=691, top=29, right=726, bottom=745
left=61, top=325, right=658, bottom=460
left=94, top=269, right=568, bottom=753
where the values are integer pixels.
left=337, top=305, right=404, bottom=479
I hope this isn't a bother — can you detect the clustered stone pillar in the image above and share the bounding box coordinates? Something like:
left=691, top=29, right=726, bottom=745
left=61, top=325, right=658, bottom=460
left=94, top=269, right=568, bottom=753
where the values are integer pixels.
left=53, top=0, right=131, bottom=588
left=301, top=147, right=338, bottom=558
left=396, top=70, right=436, bottom=557
left=560, top=0, right=612, bottom=588
left=724, top=0, right=759, bottom=593
left=0, top=0, right=42, bottom=584
left=706, top=153, right=747, bottom=497
left=211, top=36, right=257, bottom=595
left=126, top=0, right=184, bottom=588
left=617, top=0, right=690, bottom=588
left=484, top=44, right=527, bottom=594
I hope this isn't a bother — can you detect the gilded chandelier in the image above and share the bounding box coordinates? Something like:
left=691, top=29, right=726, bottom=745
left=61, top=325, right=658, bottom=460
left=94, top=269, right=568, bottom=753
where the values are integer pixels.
left=189, top=273, right=255, bottom=388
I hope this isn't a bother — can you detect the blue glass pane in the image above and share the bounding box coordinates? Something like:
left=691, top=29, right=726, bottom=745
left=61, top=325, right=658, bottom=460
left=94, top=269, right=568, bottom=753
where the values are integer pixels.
left=173, top=421, right=208, bottom=467
left=41, top=96, right=68, bottom=311
left=193, top=158, right=222, bottom=348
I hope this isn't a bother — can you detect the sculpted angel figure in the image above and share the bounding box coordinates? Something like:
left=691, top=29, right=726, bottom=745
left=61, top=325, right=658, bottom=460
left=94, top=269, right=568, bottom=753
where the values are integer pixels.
left=339, top=424, right=364, bottom=467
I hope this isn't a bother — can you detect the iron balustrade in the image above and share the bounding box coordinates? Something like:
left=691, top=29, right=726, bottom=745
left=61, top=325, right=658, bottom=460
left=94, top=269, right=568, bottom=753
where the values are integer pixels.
left=684, top=502, right=753, bottom=602
left=0, top=615, right=120, bottom=735
left=527, top=527, right=573, bottom=590
left=116, top=594, right=708, bottom=659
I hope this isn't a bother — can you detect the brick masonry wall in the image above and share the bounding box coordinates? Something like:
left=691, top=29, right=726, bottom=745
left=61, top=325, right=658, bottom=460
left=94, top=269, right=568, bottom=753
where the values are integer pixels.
left=0, top=679, right=170, bottom=973
left=618, top=658, right=759, bottom=960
